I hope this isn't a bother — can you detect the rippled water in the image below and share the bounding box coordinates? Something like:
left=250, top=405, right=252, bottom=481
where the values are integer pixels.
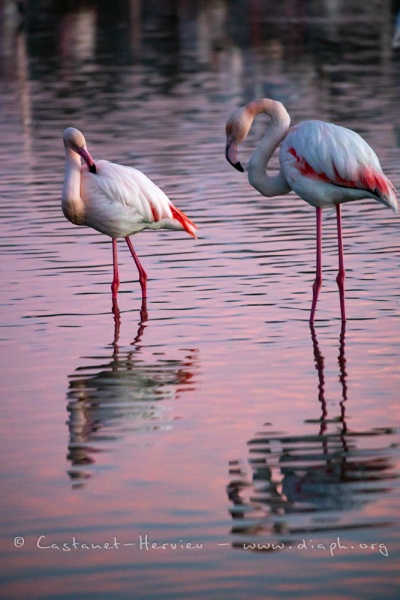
left=1, top=2, right=400, bottom=599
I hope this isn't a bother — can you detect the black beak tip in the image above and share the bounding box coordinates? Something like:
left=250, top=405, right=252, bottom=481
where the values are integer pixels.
left=89, top=163, right=97, bottom=174
left=233, top=162, right=244, bottom=173
left=225, top=141, right=244, bottom=173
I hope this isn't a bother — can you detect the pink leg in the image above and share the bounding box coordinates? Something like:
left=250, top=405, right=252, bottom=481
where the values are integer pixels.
left=125, top=237, right=148, bottom=299
left=111, top=239, right=120, bottom=299
left=310, top=207, right=322, bottom=324
left=336, top=205, right=346, bottom=322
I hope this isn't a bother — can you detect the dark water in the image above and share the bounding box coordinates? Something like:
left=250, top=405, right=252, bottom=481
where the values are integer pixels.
left=1, top=1, right=400, bottom=598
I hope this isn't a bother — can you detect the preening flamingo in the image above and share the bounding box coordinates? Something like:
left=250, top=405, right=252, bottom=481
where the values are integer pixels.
left=62, top=127, right=197, bottom=303
left=225, top=98, right=398, bottom=323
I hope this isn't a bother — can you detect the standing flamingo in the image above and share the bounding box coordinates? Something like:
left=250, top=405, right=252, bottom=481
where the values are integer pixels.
left=62, top=127, right=197, bottom=303
left=225, top=98, right=397, bottom=323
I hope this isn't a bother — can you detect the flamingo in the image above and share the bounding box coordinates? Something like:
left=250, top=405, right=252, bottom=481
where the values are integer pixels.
left=62, top=127, right=197, bottom=303
left=225, top=98, right=398, bottom=323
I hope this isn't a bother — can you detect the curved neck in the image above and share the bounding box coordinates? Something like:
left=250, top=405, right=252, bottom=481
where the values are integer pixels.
left=246, top=99, right=291, bottom=197
left=62, top=147, right=86, bottom=225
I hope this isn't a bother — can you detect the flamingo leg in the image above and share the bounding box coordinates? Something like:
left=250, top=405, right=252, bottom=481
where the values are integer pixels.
left=125, top=236, right=148, bottom=299
left=111, top=238, right=120, bottom=299
left=310, top=207, right=322, bottom=324
left=336, top=204, right=346, bottom=322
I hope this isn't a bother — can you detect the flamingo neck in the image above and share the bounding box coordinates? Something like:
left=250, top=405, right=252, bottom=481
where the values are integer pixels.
left=247, top=99, right=291, bottom=198
left=62, top=147, right=86, bottom=225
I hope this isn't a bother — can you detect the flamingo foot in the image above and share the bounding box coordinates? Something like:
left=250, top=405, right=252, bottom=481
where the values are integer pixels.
left=336, top=270, right=346, bottom=322
left=138, top=271, right=148, bottom=300
left=111, top=278, right=120, bottom=299
left=140, top=298, right=148, bottom=323
left=310, top=275, right=322, bottom=324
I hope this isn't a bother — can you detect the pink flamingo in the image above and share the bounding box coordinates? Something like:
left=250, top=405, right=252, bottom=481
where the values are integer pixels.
left=62, top=127, right=197, bottom=302
left=225, top=98, right=397, bottom=323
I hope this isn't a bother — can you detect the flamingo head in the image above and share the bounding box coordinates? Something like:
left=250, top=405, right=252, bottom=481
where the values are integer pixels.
left=63, top=127, right=97, bottom=174
left=225, top=106, right=253, bottom=172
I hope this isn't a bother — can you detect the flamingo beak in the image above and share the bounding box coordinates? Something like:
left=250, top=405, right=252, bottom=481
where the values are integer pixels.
left=78, top=146, right=97, bottom=174
left=225, top=138, right=244, bottom=172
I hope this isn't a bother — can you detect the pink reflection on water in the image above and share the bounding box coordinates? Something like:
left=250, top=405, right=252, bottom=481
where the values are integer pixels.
left=0, top=2, right=399, bottom=599
left=227, top=323, right=398, bottom=550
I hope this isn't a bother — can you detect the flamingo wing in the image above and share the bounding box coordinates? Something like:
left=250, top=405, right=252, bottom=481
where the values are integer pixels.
left=82, top=161, right=197, bottom=237
left=281, top=121, right=397, bottom=211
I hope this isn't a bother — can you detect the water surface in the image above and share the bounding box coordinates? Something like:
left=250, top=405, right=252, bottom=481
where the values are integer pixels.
left=1, top=2, right=400, bottom=599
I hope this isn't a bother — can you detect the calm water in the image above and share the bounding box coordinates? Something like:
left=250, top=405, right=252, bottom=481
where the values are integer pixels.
left=1, top=1, right=400, bottom=599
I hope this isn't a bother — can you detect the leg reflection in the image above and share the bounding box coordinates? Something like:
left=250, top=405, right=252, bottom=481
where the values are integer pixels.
left=226, top=325, right=393, bottom=544
left=66, top=302, right=197, bottom=487
left=338, top=322, right=348, bottom=434
left=309, top=323, right=348, bottom=435
left=309, top=324, right=327, bottom=434
left=112, top=296, right=121, bottom=349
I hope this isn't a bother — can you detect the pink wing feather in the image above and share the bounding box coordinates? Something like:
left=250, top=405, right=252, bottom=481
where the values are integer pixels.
left=283, top=121, right=398, bottom=211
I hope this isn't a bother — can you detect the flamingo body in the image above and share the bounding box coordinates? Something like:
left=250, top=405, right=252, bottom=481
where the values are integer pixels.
left=225, top=98, right=397, bottom=322
left=76, top=160, right=196, bottom=239
left=62, top=127, right=197, bottom=302
left=279, top=120, right=397, bottom=211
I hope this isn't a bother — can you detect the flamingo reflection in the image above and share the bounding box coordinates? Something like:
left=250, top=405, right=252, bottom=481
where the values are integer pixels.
left=227, top=326, right=396, bottom=546
left=66, top=300, right=198, bottom=487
